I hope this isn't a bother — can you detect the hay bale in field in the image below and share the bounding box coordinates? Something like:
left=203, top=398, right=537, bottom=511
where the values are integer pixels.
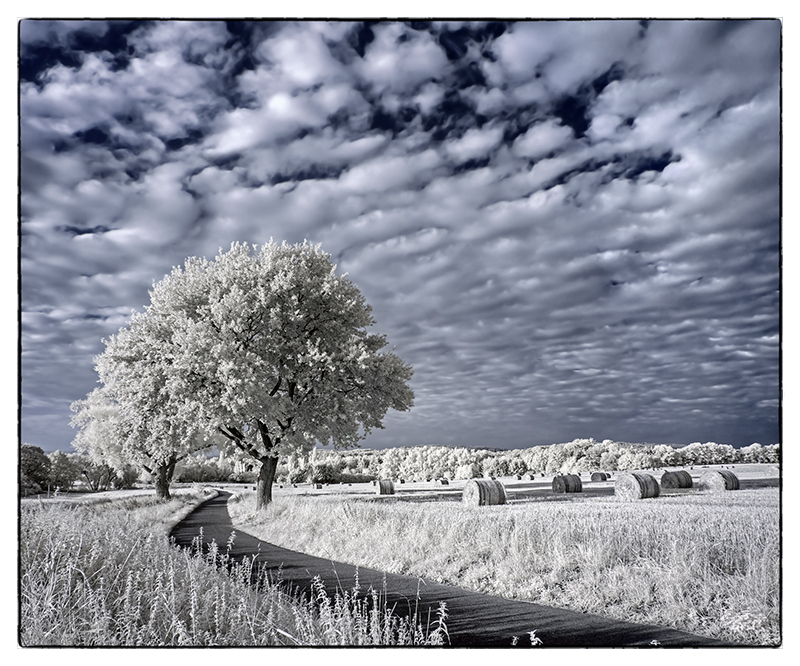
left=590, top=472, right=608, bottom=482
left=699, top=469, right=739, bottom=492
left=462, top=478, right=507, bottom=506
left=439, top=478, right=450, bottom=485
left=661, top=470, right=693, bottom=489
left=399, top=479, right=405, bottom=484
left=376, top=479, right=395, bottom=495
left=314, top=483, right=322, bottom=489
left=552, top=474, right=582, bottom=493
left=615, top=472, right=660, bottom=500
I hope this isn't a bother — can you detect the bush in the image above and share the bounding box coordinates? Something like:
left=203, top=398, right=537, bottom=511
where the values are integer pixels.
left=174, top=456, right=233, bottom=483
left=113, top=465, right=140, bottom=489
left=310, top=463, right=342, bottom=484
left=288, top=466, right=312, bottom=484
left=229, top=471, right=257, bottom=484
left=339, top=472, right=376, bottom=484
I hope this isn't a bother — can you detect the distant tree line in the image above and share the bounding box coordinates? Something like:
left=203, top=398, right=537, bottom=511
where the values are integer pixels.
left=21, top=438, right=778, bottom=495
left=19, top=444, right=139, bottom=496
left=303, top=439, right=780, bottom=482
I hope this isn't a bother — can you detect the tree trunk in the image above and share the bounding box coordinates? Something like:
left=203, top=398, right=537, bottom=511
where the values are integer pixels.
left=255, top=456, right=279, bottom=510
left=154, top=457, right=176, bottom=501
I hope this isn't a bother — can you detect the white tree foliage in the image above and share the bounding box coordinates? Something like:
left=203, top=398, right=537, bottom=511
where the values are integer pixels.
left=95, top=240, right=414, bottom=505
left=70, top=387, right=129, bottom=470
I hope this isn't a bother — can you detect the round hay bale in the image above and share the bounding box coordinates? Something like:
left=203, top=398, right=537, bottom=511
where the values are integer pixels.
left=590, top=472, right=608, bottom=482
left=399, top=479, right=405, bottom=484
left=314, top=483, right=322, bottom=489
left=660, top=470, right=693, bottom=489
left=439, top=478, right=450, bottom=485
left=462, top=478, right=507, bottom=506
left=376, top=479, right=395, bottom=495
left=699, top=470, right=739, bottom=492
left=615, top=472, right=660, bottom=500
left=552, top=474, right=582, bottom=493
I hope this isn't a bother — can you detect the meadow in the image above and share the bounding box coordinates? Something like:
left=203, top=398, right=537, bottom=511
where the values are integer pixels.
left=227, top=465, right=780, bottom=646
left=19, top=489, right=445, bottom=646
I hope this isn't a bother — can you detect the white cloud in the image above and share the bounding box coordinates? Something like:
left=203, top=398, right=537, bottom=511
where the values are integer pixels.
left=256, top=23, right=348, bottom=90
left=444, top=125, right=504, bottom=163
left=511, top=119, right=575, bottom=160
left=356, top=23, right=449, bottom=94
left=19, top=20, right=780, bottom=452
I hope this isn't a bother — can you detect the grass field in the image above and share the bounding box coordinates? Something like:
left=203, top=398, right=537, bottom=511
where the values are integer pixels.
left=227, top=464, right=780, bottom=646
left=19, top=489, right=445, bottom=646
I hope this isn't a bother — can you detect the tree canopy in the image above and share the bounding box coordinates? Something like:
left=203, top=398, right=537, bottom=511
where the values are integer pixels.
left=88, top=241, right=414, bottom=507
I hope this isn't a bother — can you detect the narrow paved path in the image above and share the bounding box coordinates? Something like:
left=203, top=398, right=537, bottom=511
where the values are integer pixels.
left=171, top=492, right=736, bottom=648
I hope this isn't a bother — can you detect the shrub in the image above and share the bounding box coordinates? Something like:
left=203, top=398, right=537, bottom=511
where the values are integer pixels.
left=113, top=465, right=140, bottom=489
left=288, top=465, right=312, bottom=484
left=310, top=463, right=342, bottom=484
left=174, top=456, right=234, bottom=483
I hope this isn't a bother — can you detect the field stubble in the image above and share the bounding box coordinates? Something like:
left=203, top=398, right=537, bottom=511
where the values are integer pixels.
left=228, top=482, right=780, bottom=646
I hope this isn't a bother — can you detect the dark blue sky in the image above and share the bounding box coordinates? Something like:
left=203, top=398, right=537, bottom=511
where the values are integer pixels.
left=19, top=19, right=781, bottom=453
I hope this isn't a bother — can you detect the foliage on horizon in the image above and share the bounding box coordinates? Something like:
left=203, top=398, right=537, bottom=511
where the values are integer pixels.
left=304, top=438, right=780, bottom=481
left=19, top=446, right=138, bottom=495
left=164, top=438, right=780, bottom=487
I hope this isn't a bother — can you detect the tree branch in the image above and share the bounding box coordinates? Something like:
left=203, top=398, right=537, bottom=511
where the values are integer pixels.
left=269, top=376, right=282, bottom=397
left=256, top=419, right=275, bottom=451
left=218, top=425, right=261, bottom=459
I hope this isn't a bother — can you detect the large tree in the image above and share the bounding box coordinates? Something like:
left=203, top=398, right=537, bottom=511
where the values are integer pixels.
left=98, top=241, right=414, bottom=509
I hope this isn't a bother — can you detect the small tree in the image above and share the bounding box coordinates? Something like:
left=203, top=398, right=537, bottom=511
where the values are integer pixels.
left=96, top=241, right=414, bottom=509
left=47, top=451, right=83, bottom=491
left=79, top=458, right=116, bottom=492
left=70, top=386, right=208, bottom=500
left=20, top=444, right=51, bottom=495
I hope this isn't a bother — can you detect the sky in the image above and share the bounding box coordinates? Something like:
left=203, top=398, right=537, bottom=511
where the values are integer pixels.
left=18, top=19, right=781, bottom=454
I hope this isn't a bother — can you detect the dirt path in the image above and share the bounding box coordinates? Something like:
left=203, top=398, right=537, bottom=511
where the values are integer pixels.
left=170, top=491, right=737, bottom=648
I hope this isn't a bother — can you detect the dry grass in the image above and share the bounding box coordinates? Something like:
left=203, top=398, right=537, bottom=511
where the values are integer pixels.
left=19, top=492, right=446, bottom=646
left=228, top=486, right=780, bottom=646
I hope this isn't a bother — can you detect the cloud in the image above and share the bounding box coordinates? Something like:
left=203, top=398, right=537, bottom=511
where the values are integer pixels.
left=355, top=23, right=450, bottom=95
left=19, top=20, right=780, bottom=453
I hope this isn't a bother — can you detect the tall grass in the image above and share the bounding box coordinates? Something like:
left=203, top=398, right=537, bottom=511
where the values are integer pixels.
left=19, top=492, right=445, bottom=646
left=228, top=488, right=780, bottom=646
